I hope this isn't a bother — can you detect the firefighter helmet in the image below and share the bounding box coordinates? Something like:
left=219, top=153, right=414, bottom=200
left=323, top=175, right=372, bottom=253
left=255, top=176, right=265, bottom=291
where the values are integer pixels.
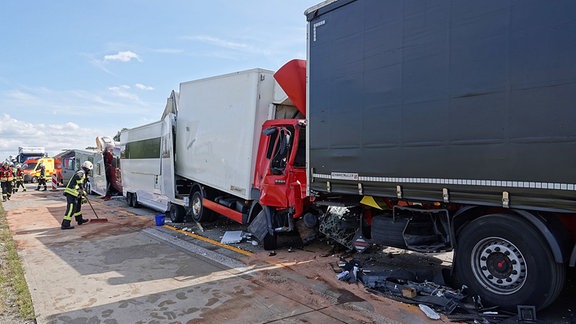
left=82, top=161, right=93, bottom=171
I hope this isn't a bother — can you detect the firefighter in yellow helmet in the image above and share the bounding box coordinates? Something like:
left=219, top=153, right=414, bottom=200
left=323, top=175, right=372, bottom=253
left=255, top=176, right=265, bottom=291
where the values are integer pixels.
left=61, top=161, right=93, bottom=229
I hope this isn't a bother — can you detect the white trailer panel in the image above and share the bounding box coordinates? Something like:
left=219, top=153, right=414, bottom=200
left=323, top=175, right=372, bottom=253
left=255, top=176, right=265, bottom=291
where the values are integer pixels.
left=120, top=120, right=169, bottom=212
left=176, top=68, right=275, bottom=200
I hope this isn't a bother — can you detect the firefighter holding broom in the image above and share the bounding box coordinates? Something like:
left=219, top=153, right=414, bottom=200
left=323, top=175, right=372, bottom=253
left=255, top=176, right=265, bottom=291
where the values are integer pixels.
left=61, top=161, right=93, bottom=230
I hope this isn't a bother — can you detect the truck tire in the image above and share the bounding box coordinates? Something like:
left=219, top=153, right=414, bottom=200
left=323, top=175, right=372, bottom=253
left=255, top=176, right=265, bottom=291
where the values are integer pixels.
left=455, top=214, right=565, bottom=310
left=169, top=204, right=185, bottom=223
left=191, top=191, right=213, bottom=222
left=31, top=176, right=38, bottom=183
left=127, top=193, right=139, bottom=208
left=132, top=193, right=139, bottom=208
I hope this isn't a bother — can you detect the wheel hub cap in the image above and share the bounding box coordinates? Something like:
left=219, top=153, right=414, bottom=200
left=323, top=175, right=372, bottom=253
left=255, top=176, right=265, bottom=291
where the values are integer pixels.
left=472, top=238, right=526, bottom=294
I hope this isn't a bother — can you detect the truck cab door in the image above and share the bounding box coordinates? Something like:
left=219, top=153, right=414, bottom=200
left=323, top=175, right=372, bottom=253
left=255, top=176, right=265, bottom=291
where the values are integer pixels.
left=255, top=122, right=307, bottom=217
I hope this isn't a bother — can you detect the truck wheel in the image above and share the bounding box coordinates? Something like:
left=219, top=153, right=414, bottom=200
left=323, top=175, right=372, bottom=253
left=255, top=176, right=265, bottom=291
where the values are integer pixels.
left=31, top=176, right=38, bottom=183
left=132, top=193, right=139, bottom=208
left=169, top=204, right=185, bottom=223
left=455, top=214, right=565, bottom=310
left=191, top=191, right=213, bottom=222
left=127, top=193, right=139, bottom=208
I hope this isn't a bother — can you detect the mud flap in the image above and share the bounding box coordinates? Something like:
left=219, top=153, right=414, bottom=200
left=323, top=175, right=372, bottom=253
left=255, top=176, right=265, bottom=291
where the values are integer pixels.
left=248, top=208, right=273, bottom=241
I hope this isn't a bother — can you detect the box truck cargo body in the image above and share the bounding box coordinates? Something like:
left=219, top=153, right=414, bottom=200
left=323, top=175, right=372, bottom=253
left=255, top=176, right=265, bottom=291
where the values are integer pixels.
left=15, top=146, right=46, bottom=164
left=120, top=67, right=307, bottom=241
left=302, top=0, right=576, bottom=311
left=175, top=69, right=276, bottom=200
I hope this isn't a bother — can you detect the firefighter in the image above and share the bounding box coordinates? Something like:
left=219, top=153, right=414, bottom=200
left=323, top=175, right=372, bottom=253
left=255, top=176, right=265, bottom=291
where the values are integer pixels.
left=13, top=164, right=26, bottom=192
left=61, top=161, right=93, bottom=229
left=35, top=162, right=48, bottom=191
left=11, top=162, right=16, bottom=193
left=1, top=161, right=13, bottom=201
left=103, top=148, right=114, bottom=200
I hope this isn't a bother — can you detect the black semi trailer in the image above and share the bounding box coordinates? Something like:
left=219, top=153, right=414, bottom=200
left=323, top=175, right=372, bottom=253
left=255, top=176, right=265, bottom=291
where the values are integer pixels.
left=304, top=0, right=576, bottom=310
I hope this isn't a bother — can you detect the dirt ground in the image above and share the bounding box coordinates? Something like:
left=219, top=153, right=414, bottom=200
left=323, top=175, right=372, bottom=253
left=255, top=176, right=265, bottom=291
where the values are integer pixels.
left=165, top=218, right=458, bottom=323
left=164, top=213, right=576, bottom=324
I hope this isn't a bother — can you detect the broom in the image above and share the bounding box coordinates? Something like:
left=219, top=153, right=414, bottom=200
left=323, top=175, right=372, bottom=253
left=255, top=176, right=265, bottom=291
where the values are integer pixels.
left=84, top=194, right=109, bottom=223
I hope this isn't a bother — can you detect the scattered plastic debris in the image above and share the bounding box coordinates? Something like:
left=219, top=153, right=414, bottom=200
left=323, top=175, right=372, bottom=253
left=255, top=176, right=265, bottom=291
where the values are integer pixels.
left=337, top=270, right=350, bottom=281
left=221, top=231, right=244, bottom=244
left=419, top=304, right=440, bottom=320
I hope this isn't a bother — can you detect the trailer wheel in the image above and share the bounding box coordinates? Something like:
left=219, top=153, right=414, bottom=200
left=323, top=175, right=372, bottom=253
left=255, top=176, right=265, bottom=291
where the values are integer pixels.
left=191, top=191, right=212, bottom=222
left=127, top=193, right=139, bottom=208
left=132, top=193, right=139, bottom=208
left=455, top=214, right=565, bottom=310
left=169, top=204, right=185, bottom=223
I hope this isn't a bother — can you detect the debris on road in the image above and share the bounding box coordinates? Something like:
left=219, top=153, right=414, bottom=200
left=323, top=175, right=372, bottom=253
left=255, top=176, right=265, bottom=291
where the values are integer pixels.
left=332, top=257, right=527, bottom=323
left=220, top=231, right=256, bottom=245
left=419, top=304, right=440, bottom=320
left=220, top=231, right=244, bottom=244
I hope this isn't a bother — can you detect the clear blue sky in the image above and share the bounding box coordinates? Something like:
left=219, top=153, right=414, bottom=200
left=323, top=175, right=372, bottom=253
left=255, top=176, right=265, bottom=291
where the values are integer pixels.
left=0, top=0, right=321, bottom=161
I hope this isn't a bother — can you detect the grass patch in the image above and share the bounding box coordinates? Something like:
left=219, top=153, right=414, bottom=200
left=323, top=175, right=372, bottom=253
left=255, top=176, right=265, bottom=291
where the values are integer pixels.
left=0, top=203, right=35, bottom=320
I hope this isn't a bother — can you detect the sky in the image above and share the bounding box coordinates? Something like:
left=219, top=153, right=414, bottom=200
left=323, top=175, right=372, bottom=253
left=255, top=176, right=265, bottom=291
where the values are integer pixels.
left=0, top=0, right=322, bottom=162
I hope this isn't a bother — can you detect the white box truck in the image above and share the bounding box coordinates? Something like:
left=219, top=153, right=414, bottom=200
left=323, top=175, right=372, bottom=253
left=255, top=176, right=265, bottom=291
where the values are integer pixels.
left=120, top=67, right=304, bottom=235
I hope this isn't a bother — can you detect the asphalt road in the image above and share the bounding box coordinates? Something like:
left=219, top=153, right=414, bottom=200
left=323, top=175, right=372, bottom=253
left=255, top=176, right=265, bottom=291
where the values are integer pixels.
left=2, top=185, right=427, bottom=323
left=3, top=183, right=575, bottom=323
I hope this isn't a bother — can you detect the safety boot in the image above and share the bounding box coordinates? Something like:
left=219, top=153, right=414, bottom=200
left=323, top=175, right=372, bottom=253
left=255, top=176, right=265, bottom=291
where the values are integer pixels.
left=61, top=219, right=75, bottom=230
left=75, top=216, right=90, bottom=225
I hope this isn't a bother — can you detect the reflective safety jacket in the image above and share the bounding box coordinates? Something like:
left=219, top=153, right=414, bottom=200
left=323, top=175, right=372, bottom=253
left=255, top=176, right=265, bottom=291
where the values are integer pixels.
left=0, top=167, right=8, bottom=182
left=0, top=166, right=13, bottom=182
left=63, top=170, right=86, bottom=197
left=38, top=165, right=51, bottom=180
left=16, top=169, right=24, bottom=181
left=6, top=166, right=13, bottom=182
